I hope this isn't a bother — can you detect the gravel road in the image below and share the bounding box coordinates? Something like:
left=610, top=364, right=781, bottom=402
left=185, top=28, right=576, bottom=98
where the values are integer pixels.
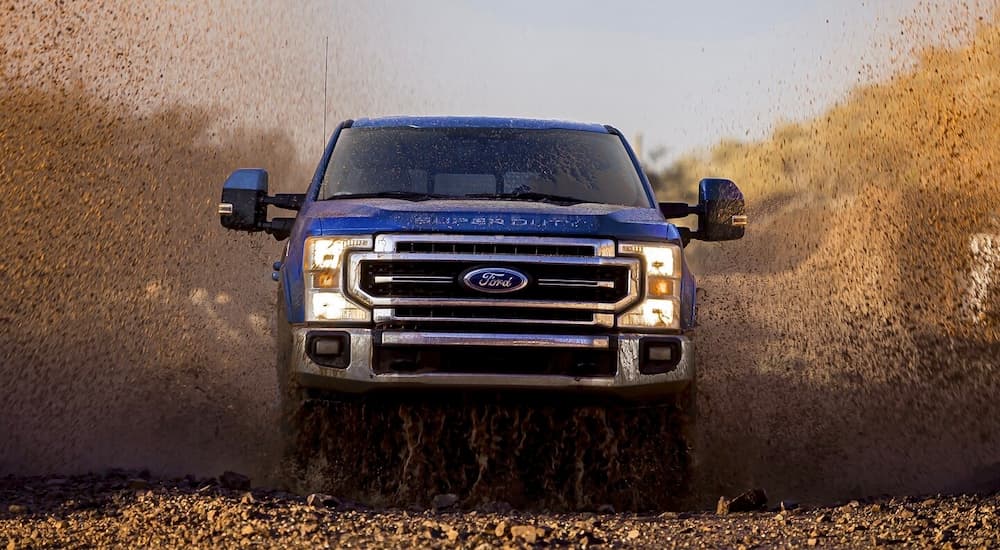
left=3, top=472, right=999, bottom=548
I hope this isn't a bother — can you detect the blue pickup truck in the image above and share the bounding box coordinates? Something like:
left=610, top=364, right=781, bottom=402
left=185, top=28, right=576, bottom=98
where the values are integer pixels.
left=219, top=116, right=745, bottom=491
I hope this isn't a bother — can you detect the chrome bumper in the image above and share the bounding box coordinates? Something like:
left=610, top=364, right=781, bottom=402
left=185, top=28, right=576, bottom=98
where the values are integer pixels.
left=289, top=327, right=694, bottom=398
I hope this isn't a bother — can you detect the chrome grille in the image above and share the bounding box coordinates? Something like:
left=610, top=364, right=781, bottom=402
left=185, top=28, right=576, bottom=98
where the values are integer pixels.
left=346, top=235, right=640, bottom=322
left=360, top=260, right=629, bottom=302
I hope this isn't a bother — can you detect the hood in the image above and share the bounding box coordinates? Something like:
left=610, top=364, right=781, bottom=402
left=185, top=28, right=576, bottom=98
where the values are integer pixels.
left=296, top=198, right=680, bottom=242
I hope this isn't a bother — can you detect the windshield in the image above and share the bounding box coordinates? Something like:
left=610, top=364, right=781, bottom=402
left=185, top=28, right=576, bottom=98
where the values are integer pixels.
left=318, top=127, right=651, bottom=208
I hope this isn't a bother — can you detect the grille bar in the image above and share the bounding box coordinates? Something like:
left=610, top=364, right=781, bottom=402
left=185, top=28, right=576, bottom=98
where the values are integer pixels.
left=373, top=234, right=617, bottom=257
left=374, top=308, right=614, bottom=327
left=537, top=278, right=616, bottom=289
left=372, top=275, right=453, bottom=285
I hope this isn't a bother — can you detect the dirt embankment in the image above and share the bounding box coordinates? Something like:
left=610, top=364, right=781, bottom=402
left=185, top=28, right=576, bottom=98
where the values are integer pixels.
left=673, top=12, right=1000, bottom=503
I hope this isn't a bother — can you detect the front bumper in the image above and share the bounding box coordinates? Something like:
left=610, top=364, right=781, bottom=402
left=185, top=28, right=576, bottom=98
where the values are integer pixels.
left=289, top=327, right=694, bottom=399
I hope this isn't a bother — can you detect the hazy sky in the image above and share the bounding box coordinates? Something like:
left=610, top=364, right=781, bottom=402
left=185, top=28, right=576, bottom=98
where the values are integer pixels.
left=339, top=1, right=994, bottom=165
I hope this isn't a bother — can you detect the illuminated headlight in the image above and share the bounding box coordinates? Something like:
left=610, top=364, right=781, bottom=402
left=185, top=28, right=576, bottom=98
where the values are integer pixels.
left=304, top=236, right=373, bottom=322
left=617, top=242, right=682, bottom=330
left=307, top=236, right=373, bottom=271
left=310, top=291, right=369, bottom=321
left=617, top=298, right=678, bottom=329
left=619, top=242, right=681, bottom=278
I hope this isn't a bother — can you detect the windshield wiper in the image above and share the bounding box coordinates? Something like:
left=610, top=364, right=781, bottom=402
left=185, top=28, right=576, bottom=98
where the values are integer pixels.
left=462, top=192, right=587, bottom=205
left=325, top=191, right=447, bottom=202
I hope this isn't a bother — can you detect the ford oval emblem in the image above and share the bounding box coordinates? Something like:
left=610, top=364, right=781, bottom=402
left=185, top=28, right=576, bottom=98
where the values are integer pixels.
left=461, top=267, right=529, bottom=294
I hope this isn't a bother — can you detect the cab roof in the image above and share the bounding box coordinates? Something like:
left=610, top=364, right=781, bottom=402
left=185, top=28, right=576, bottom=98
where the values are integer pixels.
left=349, top=116, right=611, bottom=134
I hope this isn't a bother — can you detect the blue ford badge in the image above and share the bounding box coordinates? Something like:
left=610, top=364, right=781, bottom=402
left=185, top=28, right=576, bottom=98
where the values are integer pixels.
left=462, top=267, right=529, bottom=293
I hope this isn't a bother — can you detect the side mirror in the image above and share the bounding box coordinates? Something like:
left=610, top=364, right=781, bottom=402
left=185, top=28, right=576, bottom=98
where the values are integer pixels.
left=697, top=178, right=746, bottom=242
left=219, top=168, right=269, bottom=232
left=218, top=168, right=305, bottom=241
left=658, top=177, right=746, bottom=243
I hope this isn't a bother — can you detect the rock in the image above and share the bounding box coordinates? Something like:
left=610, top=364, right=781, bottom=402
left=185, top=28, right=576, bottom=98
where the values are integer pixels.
left=807, top=537, right=819, bottom=546
left=627, top=529, right=640, bottom=540
left=300, top=522, right=319, bottom=536
left=841, top=500, right=860, bottom=510
left=307, top=493, right=339, bottom=508
left=239, top=492, right=255, bottom=505
left=510, top=525, right=537, bottom=544
left=239, top=525, right=254, bottom=536
left=219, top=471, right=251, bottom=491
left=127, top=478, right=149, bottom=490
left=717, top=496, right=729, bottom=515
left=596, top=504, right=616, bottom=514
left=7, top=504, right=28, bottom=514
left=494, top=521, right=508, bottom=537
left=432, top=493, right=459, bottom=510
left=816, top=513, right=832, bottom=523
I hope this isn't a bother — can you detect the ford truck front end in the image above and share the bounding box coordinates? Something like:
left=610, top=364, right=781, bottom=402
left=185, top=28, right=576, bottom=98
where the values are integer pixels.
left=218, top=116, right=746, bottom=490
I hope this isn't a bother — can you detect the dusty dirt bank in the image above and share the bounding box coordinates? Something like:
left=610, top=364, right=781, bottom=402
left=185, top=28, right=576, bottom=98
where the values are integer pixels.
left=682, top=9, right=1000, bottom=504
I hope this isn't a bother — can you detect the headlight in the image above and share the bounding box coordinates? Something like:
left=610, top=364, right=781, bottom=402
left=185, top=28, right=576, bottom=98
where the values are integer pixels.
left=303, top=236, right=373, bottom=322
left=617, top=242, right=682, bottom=330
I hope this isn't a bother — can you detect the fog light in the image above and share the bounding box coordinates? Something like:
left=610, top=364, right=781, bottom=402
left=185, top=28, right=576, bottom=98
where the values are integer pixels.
left=314, top=338, right=342, bottom=356
left=647, top=345, right=673, bottom=362
left=639, top=339, right=682, bottom=375
left=307, top=332, right=351, bottom=369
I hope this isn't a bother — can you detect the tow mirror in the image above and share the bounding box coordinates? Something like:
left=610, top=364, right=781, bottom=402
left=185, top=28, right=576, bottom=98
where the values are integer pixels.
left=219, top=169, right=269, bottom=232
left=697, top=178, right=746, bottom=241
left=658, top=178, right=746, bottom=244
left=218, top=168, right=304, bottom=241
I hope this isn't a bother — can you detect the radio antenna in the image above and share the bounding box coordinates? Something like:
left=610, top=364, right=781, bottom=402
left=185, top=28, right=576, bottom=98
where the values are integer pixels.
left=323, top=35, right=329, bottom=146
